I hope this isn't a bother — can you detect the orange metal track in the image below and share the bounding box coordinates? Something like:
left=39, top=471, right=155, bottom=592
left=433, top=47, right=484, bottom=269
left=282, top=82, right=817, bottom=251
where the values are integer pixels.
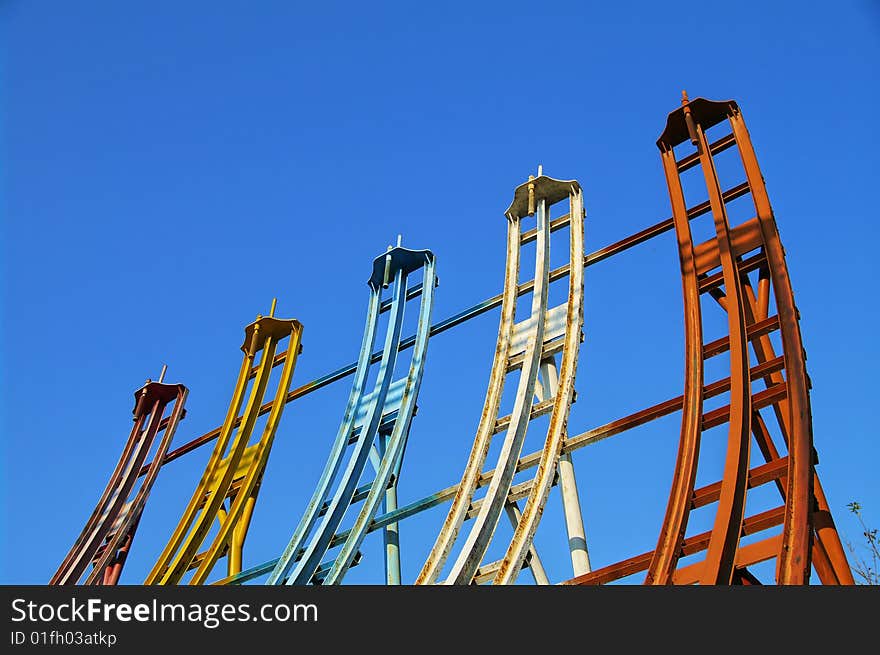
left=564, top=94, right=853, bottom=586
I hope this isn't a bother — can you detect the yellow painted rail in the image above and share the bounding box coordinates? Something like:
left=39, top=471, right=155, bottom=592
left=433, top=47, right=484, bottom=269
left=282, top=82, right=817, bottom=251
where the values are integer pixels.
left=145, top=302, right=303, bottom=585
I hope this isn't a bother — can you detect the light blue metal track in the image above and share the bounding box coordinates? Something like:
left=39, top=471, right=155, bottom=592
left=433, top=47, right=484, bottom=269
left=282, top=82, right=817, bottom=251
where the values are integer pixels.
left=265, top=289, right=382, bottom=584
left=324, top=254, right=436, bottom=583
left=267, top=244, right=436, bottom=585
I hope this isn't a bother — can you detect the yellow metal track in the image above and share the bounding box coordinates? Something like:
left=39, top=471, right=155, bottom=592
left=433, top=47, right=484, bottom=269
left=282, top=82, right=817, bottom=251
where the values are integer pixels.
left=145, top=305, right=303, bottom=585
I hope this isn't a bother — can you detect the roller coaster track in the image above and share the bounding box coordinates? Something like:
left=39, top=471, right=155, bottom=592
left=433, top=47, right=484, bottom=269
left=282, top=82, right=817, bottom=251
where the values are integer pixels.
left=210, top=94, right=854, bottom=584
left=266, top=242, right=436, bottom=585
left=144, top=303, right=302, bottom=585
left=563, top=93, right=854, bottom=586
left=68, top=92, right=854, bottom=587
left=50, top=371, right=188, bottom=585
left=415, top=173, right=586, bottom=585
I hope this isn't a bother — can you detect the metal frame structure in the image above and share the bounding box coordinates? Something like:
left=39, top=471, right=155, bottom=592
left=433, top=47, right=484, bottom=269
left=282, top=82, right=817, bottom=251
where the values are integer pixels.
left=265, top=241, right=436, bottom=586
left=50, top=371, right=188, bottom=585
left=563, top=93, right=854, bottom=585
left=144, top=303, right=302, bottom=585
left=416, top=173, right=587, bottom=585
left=56, top=93, right=854, bottom=586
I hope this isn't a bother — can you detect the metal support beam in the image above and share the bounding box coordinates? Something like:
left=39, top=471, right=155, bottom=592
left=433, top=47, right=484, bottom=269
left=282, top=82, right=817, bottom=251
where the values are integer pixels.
left=503, top=502, right=549, bottom=585
left=373, top=432, right=401, bottom=585
left=536, top=356, right=591, bottom=577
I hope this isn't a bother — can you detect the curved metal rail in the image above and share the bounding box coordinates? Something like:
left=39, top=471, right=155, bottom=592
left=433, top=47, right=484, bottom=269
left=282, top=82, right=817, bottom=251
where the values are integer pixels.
left=50, top=374, right=188, bottom=585
left=208, top=109, right=853, bottom=585
left=63, top=92, right=854, bottom=587
left=267, top=243, right=436, bottom=585
left=565, top=93, right=853, bottom=586
left=494, top=181, right=585, bottom=584
left=144, top=304, right=302, bottom=585
left=417, top=174, right=586, bottom=585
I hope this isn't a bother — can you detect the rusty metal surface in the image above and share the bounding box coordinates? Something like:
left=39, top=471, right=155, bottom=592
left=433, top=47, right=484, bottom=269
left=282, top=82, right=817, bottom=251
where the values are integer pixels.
left=692, top=94, right=753, bottom=586
left=50, top=378, right=188, bottom=585
left=414, top=206, right=524, bottom=585
left=441, top=185, right=552, bottom=585
left=644, top=131, right=705, bottom=585
left=56, top=91, right=854, bottom=588
left=494, top=183, right=585, bottom=584
left=562, top=93, right=853, bottom=585
left=212, top=101, right=853, bottom=584
left=416, top=173, right=586, bottom=585
left=131, top=181, right=751, bottom=481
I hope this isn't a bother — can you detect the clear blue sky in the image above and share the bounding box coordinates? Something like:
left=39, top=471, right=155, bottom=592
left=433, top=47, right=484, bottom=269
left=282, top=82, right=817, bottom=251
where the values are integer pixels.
left=1, top=1, right=877, bottom=585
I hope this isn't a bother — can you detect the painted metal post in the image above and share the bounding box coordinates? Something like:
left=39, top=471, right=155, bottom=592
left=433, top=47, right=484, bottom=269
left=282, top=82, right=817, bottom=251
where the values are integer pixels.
left=503, top=502, right=549, bottom=584
left=538, top=356, right=591, bottom=576
left=381, top=433, right=402, bottom=585
left=372, top=432, right=402, bottom=585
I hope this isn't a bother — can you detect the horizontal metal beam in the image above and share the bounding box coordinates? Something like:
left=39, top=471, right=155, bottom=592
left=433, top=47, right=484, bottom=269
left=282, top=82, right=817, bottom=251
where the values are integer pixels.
left=520, top=213, right=572, bottom=245
left=562, top=506, right=785, bottom=585
left=676, top=133, right=738, bottom=173
left=215, top=356, right=787, bottom=586
left=145, top=186, right=755, bottom=475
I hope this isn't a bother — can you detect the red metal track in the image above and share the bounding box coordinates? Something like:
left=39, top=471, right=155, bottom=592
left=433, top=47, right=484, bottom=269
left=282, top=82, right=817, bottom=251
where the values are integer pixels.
left=49, top=380, right=188, bottom=585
